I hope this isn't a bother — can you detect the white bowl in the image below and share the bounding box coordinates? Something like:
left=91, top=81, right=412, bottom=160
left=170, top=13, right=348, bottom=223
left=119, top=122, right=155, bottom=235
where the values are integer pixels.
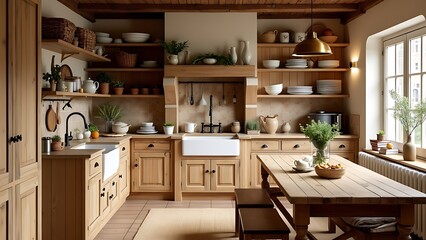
left=122, top=32, right=150, bottom=37
left=96, top=37, right=113, bottom=43
left=265, top=87, right=282, bottom=95
left=141, top=122, right=153, bottom=127
left=123, top=36, right=149, bottom=43
left=96, top=32, right=110, bottom=38
left=262, top=60, right=280, bottom=69
left=203, top=58, right=217, bottom=64
left=318, top=60, right=339, bottom=68
left=269, top=83, right=283, bottom=88
left=142, top=60, right=158, bottom=67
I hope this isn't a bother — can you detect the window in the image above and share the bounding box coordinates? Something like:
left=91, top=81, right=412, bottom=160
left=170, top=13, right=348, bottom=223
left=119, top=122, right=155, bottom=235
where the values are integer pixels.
left=384, top=27, right=426, bottom=147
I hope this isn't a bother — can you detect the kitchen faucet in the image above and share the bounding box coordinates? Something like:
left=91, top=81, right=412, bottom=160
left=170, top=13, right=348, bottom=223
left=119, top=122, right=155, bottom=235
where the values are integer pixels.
left=65, top=112, right=88, bottom=146
left=201, top=95, right=222, bottom=133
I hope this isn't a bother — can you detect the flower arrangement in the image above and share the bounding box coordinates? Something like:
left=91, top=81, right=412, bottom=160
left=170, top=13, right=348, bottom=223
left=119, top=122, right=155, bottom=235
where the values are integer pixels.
left=300, top=120, right=340, bottom=165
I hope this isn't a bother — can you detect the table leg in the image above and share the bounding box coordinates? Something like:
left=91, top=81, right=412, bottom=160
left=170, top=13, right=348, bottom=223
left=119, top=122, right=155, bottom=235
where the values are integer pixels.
left=396, top=204, right=414, bottom=240
left=261, top=166, right=270, bottom=190
left=293, top=204, right=310, bottom=240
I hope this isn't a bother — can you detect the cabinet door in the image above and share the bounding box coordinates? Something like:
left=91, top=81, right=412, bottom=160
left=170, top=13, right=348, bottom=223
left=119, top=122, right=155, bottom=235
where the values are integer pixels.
left=0, top=188, right=11, bottom=240
left=210, top=160, right=239, bottom=191
left=87, top=173, right=102, bottom=233
left=132, top=152, right=170, bottom=192
left=16, top=177, right=39, bottom=240
left=181, top=160, right=210, bottom=192
left=11, top=0, right=40, bottom=179
left=251, top=153, right=277, bottom=188
left=109, top=175, right=119, bottom=210
left=118, top=155, right=130, bottom=199
left=0, top=0, right=7, bottom=187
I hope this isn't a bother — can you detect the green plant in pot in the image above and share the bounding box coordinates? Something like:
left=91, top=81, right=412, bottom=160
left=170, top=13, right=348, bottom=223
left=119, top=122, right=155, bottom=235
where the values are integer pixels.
left=246, top=120, right=260, bottom=135
left=96, top=72, right=112, bottom=94
left=95, top=103, right=123, bottom=133
left=300, top=120, right=340, bottom=165
left=42, top=64, right=61, bottom=91
left=163, top=122, right=174, bottom=135
left=112, top=80, right=124, bottom=95
left=162, top=40, right=189, bottom=65
left=390, top=90, right=426, bottom=161
left=377, top=130, right=385, bottom=141
left=51, top=135, right=64, bottom=151
left=192, top=53, right=233, bottom=66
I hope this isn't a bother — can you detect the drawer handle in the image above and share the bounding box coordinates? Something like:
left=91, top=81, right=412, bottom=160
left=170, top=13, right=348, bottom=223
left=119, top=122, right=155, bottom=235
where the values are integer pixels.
left=293, top=144, right=300, bottom=149
left=109, top=194, right=114, bottom=200
left=112, top=181, right=115, bottom=186
left=211, top=170, right=216, bottom=173
left=119, top=174, right=123, bottom=178
left=122, top=147, right=126, bottom=151
left=261, top=144, right=269, bottom=149
left=339, top=144, right=346, bottom=149
left=205, top=170, right=209, bottom=173
left=101, top=193, right=105, bottom=197
left=94, top=162, right=99, bottom=168
left=148, top=144, right=154, bottom=148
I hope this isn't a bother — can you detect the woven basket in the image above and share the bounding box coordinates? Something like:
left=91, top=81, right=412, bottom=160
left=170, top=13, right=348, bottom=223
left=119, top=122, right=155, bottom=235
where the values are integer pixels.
left=315, top=166, right=345, bottom=179
left=115, top=51, right=137, bottom=68
left=75, top=27, right=96, bottom=51
left=42, top=17, right=76, bottom=43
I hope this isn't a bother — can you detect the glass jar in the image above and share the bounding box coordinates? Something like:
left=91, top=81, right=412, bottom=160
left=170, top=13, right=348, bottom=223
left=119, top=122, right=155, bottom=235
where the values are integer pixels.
left=311, top=141, right=330, bottom=166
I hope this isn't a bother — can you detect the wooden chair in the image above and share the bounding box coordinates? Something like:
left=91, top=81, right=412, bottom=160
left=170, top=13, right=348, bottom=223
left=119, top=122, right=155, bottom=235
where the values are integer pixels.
left=234, top=188, right=274, bottom=236
left=239, top=208, right=290, bottom=240
left=329, top=217, right=398, bottom=240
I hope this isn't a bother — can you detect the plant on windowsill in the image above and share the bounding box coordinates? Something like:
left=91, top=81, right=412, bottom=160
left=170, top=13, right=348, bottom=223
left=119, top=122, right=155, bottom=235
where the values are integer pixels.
left=377, top=130, right=385, bottom=141
left=112, top=80, right=124, bottom=95
left=390, top=90, right=426, bottom=161
left=246, top=120, right=260, bottom=135
left=300, top=120, right=340, bottom=166
left=88, top=123, right=100, bottom=139
left=163, top=122, right=174, bottom=135
left=96, top=72, right=112, bottom=94
left=51, top=135, right=64, bottom=151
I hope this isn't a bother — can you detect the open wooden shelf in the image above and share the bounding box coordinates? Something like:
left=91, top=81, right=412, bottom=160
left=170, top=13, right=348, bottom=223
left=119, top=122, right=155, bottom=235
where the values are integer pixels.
left=257, top=43, right=350, bottom=48
left=257, top=68, right=349, bottom=73
left=42, top=90, right=164, bottom=99
left=96, top=43, right=162, bottom=47
left=42, top=39, right=111, bottom=62
left=164, top=65, right=256, bottom=78
left=257, top=94, right=349, bottom=99
left=85, top=67, right=163, bottom=72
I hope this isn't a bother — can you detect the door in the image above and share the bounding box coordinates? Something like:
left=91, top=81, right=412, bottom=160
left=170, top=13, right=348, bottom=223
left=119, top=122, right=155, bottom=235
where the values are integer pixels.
left=118, top=155, right=130, bottom=199
left=0, top=0, right=8, bottom=187
left=211, top=160, right=239, bottom=191
left=87, top=173, right=102, bottom=232
left=16, top=177, right=39, bottom=240
left=133, top=152, right=170, bottom=192
left=0, top=188, right=11, bottom=240
left=181, top=160, right=210, bottom=192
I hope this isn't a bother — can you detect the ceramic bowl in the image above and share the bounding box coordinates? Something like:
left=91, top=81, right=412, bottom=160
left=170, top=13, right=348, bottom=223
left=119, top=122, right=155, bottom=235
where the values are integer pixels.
left=319, top=36, right=338, bottom=43
left=96, top=37, right=113, bottom=43
left=112, top=122, right=130, bottom=134
left=95, top=32, right=110, bottom=38
left=265, top=85, right=283, bottom=95
left=141, top=122, right=153, bottom=127
left=262, top=60, right=280, bottom=69
left=315, top=166, right=345, bottom=179
left=203, top=58, right=217, bottom=64
left=318, top=60, right=340, bottom=68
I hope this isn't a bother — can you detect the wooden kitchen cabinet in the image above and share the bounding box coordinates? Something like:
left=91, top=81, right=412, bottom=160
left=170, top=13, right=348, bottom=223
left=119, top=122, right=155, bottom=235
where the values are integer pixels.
left=88, top=172, right=103, bottom=233
left=0, top=188, right=11, bottom=240
left=132, top=139, right=171, bottom=192
left=181, top=159, right=239, bottom=192
left=16, top=176, right=39, bottom=240
left=118, top=141, right=130, bottom=199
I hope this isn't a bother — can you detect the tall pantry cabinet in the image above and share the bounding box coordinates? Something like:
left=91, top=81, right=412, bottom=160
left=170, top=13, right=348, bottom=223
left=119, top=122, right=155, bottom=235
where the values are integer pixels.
left=0, top=0, right=41, bottom=239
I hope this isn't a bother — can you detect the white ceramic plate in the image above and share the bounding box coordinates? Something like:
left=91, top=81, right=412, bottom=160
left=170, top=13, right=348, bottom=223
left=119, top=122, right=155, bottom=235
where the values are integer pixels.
left=136, top=130, right=158, bottom=134
left=292, top=167, right=314, bottom=173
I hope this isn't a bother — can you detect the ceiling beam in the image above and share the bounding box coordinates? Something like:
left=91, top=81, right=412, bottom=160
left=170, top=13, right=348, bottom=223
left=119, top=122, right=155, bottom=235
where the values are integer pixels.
left=341, top=0, right=384, bottom=24
left=58, top=0, right=95, bottom=22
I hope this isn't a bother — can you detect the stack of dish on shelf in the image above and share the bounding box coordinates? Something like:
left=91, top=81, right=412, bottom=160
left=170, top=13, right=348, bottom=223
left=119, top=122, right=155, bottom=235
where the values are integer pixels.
left=136, top=122, right=158, bottom=134
left=140, top=60, right=158, bottom=68
left=96, top=32, right=113, bottom=43
left=318, top=60, right=340, bottom=68
left=316, top=80, right=342, bottom=94
left=287, top=86, right=313, bottom=95
left=264, top=83, right=283, bottom=95
left=285, top=59, right=308, bottom=68
left=122, top=32, right=150, bottom=43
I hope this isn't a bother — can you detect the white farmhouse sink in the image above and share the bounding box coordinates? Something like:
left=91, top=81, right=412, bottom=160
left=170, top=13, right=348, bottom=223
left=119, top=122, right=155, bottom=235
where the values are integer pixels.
left=182, top=135, right=240, bottom=156
left=73, top=143, right=120, bottom=181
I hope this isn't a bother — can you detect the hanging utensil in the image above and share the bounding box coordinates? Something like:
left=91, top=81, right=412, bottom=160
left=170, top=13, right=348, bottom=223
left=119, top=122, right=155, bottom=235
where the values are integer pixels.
left=56, top=102, right=61, bottom=124
left=233, top=84, right=237, bottom=104
left=199, top=83, right=207, bottom=106
left=190, top=83, right=194, bottom=105
left=222, top=83, right=227, bottom=105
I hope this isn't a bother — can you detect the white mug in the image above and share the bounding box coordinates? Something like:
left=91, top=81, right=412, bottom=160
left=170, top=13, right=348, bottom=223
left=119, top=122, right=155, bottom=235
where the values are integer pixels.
left=185, top=122, right=197, bottom=133
left=279, top=32, right=290, bottom=43
left=65, top=81, right=74, bottom=92
left=294, top=32, right=307, bottom=43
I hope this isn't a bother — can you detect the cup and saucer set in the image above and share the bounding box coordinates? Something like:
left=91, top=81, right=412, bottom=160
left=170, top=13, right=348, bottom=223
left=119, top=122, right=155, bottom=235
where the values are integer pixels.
left=292, top=156, right=314, bottom=172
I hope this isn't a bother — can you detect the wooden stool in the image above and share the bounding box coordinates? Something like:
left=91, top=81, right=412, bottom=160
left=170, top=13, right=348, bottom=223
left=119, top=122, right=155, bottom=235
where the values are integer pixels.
left=239, top=208, right=290, bottom=240
left=235, top=189, right=274, bottom=236
left=329, top=217, right=398, bottom=240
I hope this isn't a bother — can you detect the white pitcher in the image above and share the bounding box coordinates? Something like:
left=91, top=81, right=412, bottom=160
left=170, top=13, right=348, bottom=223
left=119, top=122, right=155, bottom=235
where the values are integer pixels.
left=185, top=122, right=197, bottom=133
left=82, top=77, right=99, bottom=94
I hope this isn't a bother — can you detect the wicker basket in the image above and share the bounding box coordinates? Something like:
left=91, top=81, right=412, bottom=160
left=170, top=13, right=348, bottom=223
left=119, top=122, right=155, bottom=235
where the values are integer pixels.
left=115, top=51, right=137, bottom=68
left=315, top=166, right=345, bottom=179
left=42, top=17, right=76, bottom=43
left=75, top=27, right=96, bottom=51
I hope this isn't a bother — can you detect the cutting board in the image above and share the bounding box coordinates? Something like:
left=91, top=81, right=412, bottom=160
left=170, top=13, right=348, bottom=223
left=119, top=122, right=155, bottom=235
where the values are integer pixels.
left=45, top=104, right=57, bottom=132
left=100, top=133, right=126, bottom=137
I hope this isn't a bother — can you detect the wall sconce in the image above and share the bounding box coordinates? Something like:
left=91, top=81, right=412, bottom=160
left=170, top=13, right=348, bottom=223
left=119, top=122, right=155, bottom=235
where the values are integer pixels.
left=350, top=61, right=358, bottom=69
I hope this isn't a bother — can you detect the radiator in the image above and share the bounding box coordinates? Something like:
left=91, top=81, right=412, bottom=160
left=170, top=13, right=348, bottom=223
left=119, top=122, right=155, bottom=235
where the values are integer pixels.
left=359, top=152, right=426, bottom=238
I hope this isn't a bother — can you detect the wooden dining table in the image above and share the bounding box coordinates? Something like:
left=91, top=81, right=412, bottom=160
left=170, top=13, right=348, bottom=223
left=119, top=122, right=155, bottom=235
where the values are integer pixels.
left=257, top=154, right=426, bottom=240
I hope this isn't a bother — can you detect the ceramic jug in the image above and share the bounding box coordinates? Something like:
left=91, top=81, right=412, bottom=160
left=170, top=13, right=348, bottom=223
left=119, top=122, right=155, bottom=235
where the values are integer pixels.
left=167, top=54, right=179, bottom=65
left=259, top=114, right=279, bottom=134
left=82, top=77, right=99, bottom=94
left=260, top=30, right=278, bottom=43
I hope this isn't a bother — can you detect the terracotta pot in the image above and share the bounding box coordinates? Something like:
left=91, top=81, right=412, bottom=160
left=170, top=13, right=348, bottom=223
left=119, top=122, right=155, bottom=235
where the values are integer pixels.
left=377, top=134, right=384, bottom=141
left=99, top=83, right=110, bottom=94
left=113, top=87, right=124, bottom=95
left=51, top=141, right=64, bottom=151
left=130, top=88, right=139, bottom=95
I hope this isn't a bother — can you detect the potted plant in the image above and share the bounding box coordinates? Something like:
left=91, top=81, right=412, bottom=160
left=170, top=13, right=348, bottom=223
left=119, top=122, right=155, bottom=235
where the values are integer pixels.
left=192, top=53, right=233, bottom=66
left=163, top=122, right=174, bottom=135
left=95, top=103, right=123, bottom=133
left=130, top=84, right=140, bottom=95
left=88, top=123, right=100, bottom=139
left=42, top=64, right=61, bottom=91
left=377, top=130, right=385, bottom=141
left=112, top=80, right=124, bottom=95
left=96, top=72, right=112, bottom=94
left=51, top=135, right=64, bottom=151
left=390, top=90, right=426, bottom=161
left=246, top=120, right=260, bottom=135
left=300, top=120, right=340, bottom=166
left=162, top=40, right=189, bottom=65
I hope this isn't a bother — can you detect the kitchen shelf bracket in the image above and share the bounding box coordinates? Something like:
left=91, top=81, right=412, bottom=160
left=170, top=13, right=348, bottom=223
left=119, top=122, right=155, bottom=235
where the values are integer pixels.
left=60, top=52, right=79, bottom=62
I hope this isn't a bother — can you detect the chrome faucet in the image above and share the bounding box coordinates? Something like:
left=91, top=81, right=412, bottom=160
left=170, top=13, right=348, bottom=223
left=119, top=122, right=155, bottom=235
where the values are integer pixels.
left=201, top=95, right=222, bottom=133
left=65, top=112, right=88, bottom=146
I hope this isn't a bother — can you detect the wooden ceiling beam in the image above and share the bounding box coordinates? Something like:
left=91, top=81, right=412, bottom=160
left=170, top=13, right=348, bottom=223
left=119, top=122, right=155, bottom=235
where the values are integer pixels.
left=58, top=0, right=95, bottom=22
left=341, top=0, right=384, bottom=24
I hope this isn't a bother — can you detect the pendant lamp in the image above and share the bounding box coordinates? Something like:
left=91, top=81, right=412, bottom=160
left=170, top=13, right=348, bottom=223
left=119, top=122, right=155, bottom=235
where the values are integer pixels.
left=292, top=0, right=332, bottom=57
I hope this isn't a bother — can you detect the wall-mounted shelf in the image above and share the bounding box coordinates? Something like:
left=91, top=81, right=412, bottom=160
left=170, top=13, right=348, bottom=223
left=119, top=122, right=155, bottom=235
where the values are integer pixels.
left=257, top=43, right=350, bottom=48
left=85, top=68, right=164, bottom=72
left=164, top=65, right=256, bottom=78
left=257, top=68, right=349, bottom=73
left=257, top=94, right=349, bottom=99
left=42, top=39, right=111, bottom=62
left=96, top=43, right=162, bottom=47
left=42, top=90, right=163, bottom=99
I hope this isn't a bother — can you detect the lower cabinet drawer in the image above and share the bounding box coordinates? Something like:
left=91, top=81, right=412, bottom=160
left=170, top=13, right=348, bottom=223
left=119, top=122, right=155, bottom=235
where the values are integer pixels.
left=251, top=140, right=280, bottom=151
left=330, top=140, right=355, bottom=152
left=133, top=140, right=170, bottom=151
left=282, top=140, right=311, bottom=152
left=89, top=154, right=102, bottom=177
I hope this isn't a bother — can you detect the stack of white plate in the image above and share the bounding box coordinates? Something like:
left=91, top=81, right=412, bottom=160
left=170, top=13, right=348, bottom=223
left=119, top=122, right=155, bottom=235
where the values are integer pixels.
left=136, top=122, right=158, bottom=134
left=317, top=80, right=342, bottom=94
left=122, top=32, right=150, bottom=43
left=287, top=86, right=313, bottom=95
left=285, top=59, right=308, bottom=68
left=96, top=32, right=113, bottom=43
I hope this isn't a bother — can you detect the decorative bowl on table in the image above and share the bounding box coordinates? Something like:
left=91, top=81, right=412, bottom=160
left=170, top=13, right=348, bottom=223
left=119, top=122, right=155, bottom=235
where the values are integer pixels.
left=315, top=164, right=345, bottom=179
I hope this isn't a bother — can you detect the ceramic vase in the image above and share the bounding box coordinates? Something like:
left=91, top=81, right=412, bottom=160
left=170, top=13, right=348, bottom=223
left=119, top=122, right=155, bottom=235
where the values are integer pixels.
left=403, top=134, right=416, bottom=161
left=241, top=41, right=251, bottom=65
left=167, top=54, right=179, bottom=65
left=184, top=50, right=191, bottom=65
left=230, top=47, right=238, bottom=65
left=282, top=122, right=291, bottom=133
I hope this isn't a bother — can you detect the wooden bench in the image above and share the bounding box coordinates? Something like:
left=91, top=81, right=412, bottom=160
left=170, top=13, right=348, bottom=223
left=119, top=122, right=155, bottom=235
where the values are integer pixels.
left=239, top=208, right=290, bottom=240
left=329, top=217, right=398, bottom=240
left=234, top=188, right=274, bottom=236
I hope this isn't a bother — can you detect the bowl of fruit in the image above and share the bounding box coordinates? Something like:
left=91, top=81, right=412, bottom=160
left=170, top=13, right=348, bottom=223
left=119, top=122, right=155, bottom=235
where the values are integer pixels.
left=315, top=163, right=345, bottom=179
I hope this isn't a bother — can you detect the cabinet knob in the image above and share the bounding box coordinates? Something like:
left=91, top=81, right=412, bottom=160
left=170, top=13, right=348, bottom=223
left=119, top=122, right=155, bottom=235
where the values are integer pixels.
left=112, top=181, right=115, bottom=186
left=205, top=170, right=209, bottom=173
left=109, top=194, right=114, bottom=200
left=102, top=187, right=105, bottom=191
left=148, top=144, right=154, bottom=148
left=122, top=147, right=126, bottom=151
left=294, top=144, right=300, bottom=148
left=211, top=170, right=216, bottom=173
left=94, top=162, right=99, bottom=168
left=261, top=144, right=268, bottom=149
left=339, top=144, right=346, bottom=149
left=119, top=174, right=123, bottom=178
left=10, top=135, right=21, bottom=143
left=101, top=193, right=105, bottom=197
left=134, top=163, right=139, bottom=167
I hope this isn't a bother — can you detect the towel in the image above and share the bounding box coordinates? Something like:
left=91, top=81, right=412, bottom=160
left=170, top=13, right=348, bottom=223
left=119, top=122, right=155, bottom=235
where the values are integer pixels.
left=342, top=217, right=396, bottom=232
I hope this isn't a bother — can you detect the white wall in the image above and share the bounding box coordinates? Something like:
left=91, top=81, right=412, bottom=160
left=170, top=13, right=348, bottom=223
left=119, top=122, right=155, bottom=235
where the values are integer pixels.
left=346, top=0, right=426, bottom=148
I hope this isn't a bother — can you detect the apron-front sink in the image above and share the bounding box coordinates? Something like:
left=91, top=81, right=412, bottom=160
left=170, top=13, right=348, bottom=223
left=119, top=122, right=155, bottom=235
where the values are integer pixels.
left=182, top=135, right=240, bottom=156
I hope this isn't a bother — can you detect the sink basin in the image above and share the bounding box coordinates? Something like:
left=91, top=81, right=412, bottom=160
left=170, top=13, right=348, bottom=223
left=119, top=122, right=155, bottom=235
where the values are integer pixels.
left=73, top=143, right=120, bottom=181
left=182, top=135, right=240, bottom=156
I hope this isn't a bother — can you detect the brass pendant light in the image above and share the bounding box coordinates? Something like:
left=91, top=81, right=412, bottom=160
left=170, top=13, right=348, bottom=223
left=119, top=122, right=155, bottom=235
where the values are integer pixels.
left=292, top=0, right=332, bottom=57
